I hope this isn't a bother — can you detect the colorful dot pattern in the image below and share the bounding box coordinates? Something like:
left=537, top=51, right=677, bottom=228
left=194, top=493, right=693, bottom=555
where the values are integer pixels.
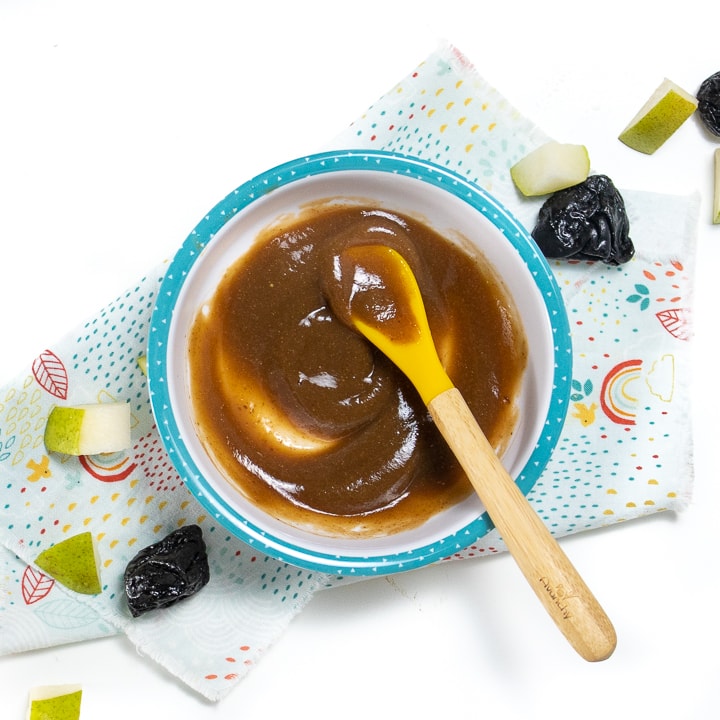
left=0, top=44, right=697, bottom=700
left=0, top=271, right=326, bottom=700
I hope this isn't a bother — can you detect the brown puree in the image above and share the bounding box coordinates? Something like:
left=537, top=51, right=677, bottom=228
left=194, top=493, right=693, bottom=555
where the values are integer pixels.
left=188, top=205, right=528, bottom=537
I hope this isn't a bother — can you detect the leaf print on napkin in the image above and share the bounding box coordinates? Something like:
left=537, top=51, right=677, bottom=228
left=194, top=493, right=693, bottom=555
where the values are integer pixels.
left=21, top=565, right=55, bottom=604
left=33, top=598, right=104, bottom=630
left=626, top=284, right=651, bottom=311
left=656, top=308, right=691, bottom=341
left=32, top=349, right=69, bottom=399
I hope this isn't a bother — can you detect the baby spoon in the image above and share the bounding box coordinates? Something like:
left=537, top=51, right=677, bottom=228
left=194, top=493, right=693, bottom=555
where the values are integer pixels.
left=333, top=244, right=616, bottom=662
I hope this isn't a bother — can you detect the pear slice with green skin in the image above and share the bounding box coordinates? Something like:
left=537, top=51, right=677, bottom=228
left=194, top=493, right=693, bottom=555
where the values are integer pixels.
left=714, top=149, right=720, bottom=224
left=34, top=531, right=102, bottom=595
left=44, top=402, right=131, bottom=456
left=619, top=78, right=698, bottom=154
left=27, top=685, right=82, bottom=720
left=510, top=141, right=590, bottom=196
left=136, top=354, right=148, bottom=376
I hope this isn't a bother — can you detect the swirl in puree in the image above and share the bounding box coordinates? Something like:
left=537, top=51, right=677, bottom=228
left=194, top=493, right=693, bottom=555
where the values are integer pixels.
left=188, top=205, right=527, bottom=537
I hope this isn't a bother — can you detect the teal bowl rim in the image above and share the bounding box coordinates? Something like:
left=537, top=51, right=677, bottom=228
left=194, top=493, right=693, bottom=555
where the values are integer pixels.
left=148, top=149, right=572, bottom=576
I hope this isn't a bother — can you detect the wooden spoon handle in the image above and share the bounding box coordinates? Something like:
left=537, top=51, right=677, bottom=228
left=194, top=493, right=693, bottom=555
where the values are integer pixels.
left=428, top=387, right=616, bottom=662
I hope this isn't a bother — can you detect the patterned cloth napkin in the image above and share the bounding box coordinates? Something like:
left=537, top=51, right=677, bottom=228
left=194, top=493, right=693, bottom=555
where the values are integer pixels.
left=0, top=43, right=697, bottom=701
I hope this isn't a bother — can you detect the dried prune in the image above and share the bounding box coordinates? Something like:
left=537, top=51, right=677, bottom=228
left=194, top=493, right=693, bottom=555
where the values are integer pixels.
left=124, top=524, right=210, bottom=617
left=697, top=71, right=720, bottom=137
left=532, top=175, right=634, bottom=265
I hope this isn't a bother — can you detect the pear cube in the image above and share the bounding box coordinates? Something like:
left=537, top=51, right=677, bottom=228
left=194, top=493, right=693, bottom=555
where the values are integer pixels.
left=619, top=78, right=698, bottom=154
left=44, top=402, right=131, bottom=456
left=34, top=531, right=102, bottom=595
left=27, top=685, right=82, bottom=720
left=510, top=141, right=590, bottom=196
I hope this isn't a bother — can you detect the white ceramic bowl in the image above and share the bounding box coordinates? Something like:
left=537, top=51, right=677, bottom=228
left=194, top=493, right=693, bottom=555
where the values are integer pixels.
left=148, top=150, right=572, bottom=575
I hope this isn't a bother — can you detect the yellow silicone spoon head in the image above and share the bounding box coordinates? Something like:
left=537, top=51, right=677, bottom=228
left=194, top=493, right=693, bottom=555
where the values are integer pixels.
left=329, top=244, right=453, bottom=404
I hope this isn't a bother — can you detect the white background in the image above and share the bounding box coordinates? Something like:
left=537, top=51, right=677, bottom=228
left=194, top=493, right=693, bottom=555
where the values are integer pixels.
left=1, top=1, right=718, bottom=717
